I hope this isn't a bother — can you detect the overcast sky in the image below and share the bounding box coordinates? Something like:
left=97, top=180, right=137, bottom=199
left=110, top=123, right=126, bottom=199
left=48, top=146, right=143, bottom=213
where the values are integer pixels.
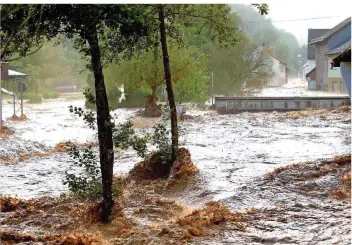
left=256, top=0, right=351, bottom=46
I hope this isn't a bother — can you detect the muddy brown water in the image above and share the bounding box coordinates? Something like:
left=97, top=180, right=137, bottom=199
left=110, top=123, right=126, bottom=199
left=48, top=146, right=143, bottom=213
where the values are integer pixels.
left=0, top=97, right=351, bottom=244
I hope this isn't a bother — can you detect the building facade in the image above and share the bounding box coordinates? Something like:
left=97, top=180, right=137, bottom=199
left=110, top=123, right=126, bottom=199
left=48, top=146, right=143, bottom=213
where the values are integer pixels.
left=306, top=67, right=316, bottom=90
left=310, top=18, right=351, bottom=92
left=303, top=29, right=330, bottom=87
left=266, top=56, right=288, bottom=87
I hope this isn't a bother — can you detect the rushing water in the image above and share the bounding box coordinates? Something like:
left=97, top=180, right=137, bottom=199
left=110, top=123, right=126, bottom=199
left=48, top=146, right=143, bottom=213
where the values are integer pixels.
left=0, top=96, right=350, bottom=201
left=1, top=95, right=351, bottom=245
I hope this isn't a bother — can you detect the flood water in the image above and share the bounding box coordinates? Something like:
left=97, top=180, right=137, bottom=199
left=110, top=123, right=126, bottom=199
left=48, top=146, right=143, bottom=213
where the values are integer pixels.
left=0, top=94, right=350, bottom=201
left=0, top=94, right=351, bottom=244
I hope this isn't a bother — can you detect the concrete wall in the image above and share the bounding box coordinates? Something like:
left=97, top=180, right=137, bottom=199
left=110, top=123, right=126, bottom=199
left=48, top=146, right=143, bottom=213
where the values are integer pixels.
left=215, top=96, right=350, bottom=112
left=315, top=40, right=329, bottom=90
left=341, top=62, right=351, bottom=97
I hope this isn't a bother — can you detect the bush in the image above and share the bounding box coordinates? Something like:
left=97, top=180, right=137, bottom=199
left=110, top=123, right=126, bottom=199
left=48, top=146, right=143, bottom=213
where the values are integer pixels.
left=42, top=92, right=50, bottom=99
left=43, top=91, right=60, bottom=99
left=63, top=142, right=121, bottom=200
left=25, top=93, right=42, bottom=104
left=50, top=91, right=60, bottom=99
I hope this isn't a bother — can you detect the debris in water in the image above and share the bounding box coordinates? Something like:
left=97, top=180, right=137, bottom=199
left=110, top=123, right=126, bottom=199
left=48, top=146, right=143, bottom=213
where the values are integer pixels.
left=130, top=148, right=198, bottom=186
left=0, top=125, right=13, bottom=138
left=167, top=148, right=199, bottom=187
left=9, top=114, right=29, bottom=121
left=177, top=201, right=246, bottom=237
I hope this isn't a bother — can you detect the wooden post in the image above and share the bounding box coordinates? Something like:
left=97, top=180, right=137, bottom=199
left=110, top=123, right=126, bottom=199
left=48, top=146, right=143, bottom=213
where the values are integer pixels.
left=211, top=71, right=214, bottom=108
left=0, top=71, right=2, bottom=131
left=12, top=80, right=15, bottom=117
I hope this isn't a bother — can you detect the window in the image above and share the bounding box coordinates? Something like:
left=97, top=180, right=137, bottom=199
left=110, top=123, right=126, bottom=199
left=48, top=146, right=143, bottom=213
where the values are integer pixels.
left=332, top=82, right=338, bottom=92
left=340, top=81, right=345, bottom=93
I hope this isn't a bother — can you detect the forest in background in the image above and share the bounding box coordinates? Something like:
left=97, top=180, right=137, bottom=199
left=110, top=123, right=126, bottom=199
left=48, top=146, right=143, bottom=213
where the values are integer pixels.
left=4, top=4, right=307, bottom=108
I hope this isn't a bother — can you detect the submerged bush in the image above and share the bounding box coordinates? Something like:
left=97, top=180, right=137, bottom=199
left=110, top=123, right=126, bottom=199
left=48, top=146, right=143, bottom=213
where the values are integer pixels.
left=43, top=91, right=60, bottom=99
left=25, top=93, right=42, bottom=103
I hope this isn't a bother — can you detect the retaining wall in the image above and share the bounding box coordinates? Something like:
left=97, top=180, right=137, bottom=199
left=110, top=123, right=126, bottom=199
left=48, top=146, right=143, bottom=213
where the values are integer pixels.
left=215, top=96, right=351, bottom=112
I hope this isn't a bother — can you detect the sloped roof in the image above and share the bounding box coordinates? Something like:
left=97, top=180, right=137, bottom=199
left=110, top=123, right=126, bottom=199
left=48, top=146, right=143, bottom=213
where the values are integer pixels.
left=8, top=69, right=28, bottom=77
left=256, top=45, right=288, bottom=68
left=326, top=39, right=351, bottom=55
left=307, top=29, right=330, bottom=59
left=310, top=17, right=351, bottom=44
left=305, top=67, right=316, bottom=78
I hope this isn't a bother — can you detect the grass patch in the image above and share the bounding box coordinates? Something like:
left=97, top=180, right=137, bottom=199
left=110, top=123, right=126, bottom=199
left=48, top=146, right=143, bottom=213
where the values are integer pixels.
left=25, top=93, right=42, bottom=104
left=43, top=91, right=60, bottom=99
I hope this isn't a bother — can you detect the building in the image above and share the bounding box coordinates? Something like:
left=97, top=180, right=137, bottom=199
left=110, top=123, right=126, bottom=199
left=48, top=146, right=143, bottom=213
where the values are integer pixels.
left=303, top=29, right=330, bottom=81
left=1, top=62, right=28, bottom=130
left=332, top=43, right=351, bottom=97
left=266, top=54, right=288, bottom=87
left=306, top=67, right=317, bottom=90
left=325, top=39, right=350, bottom=93
left=309, top=17, right=351, bottom=91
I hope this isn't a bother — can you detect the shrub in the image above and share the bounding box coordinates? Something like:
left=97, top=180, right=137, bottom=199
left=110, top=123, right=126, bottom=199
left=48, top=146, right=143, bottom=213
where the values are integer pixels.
left=63, top=142, right=121, bottom=200
left=43, top=91, right=60, bottom=99
left=42, top=92, right=50, bottom=99
left=25, top=94, right=42, bottom=103
left=50, top=91, right=60, bottom=99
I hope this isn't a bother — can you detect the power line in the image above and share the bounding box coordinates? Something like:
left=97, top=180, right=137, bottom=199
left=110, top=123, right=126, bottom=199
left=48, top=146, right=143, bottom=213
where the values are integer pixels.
left=245, top=16, right=342, bottom=23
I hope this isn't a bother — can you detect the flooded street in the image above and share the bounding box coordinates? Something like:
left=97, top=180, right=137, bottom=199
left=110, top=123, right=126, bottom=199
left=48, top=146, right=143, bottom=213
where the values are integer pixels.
left=0, top=95, right=350, bottom=200
left=0, top=95, right=351, bottom=244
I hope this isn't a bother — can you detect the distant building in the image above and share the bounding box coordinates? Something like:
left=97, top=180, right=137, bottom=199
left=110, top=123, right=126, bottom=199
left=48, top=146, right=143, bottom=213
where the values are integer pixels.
left=309, top=17, right=351, bottom=92
left=303, top=29, right=330, bottom=83
left=332, top=42, right=351, bottom=97
left=266, top=54, right=288, bottom=87
left=325, top=39, right=350, bottom=93
left=306, top=67, right=317, bottom=90
left=54, top=80, right=77, bottom=92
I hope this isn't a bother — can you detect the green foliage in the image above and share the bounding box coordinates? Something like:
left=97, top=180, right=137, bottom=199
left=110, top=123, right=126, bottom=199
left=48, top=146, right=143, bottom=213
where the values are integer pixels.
left=113, top=120, right=149, bottom=158
left=25, top=93, right=42, bottom=103
left=9, top=40, right=88, bottom=94
left=63, top=142, right=121, bottom=200
left=103, top=43, right=209, bottom=105
left=252, top=4, right=269, bottom=15
left=69, top=105, right=96, bottom=130
left=83, top=87, right=96, bottom=104
left=42, top=91, right=60, bottom=99
left=50, top=91, right=60, bottom=99
left=151, top=122, right=172, bottom=164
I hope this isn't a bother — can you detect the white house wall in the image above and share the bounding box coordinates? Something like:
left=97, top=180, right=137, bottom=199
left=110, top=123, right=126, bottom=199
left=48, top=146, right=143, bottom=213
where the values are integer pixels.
left=267, top=57, right=281, bottom=87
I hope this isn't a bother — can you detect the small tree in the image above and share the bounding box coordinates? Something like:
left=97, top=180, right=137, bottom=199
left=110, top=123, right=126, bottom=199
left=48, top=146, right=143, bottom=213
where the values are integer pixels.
left=153, top=4, right=239, bottom=162
left=104, top=43, right=209, bottom=116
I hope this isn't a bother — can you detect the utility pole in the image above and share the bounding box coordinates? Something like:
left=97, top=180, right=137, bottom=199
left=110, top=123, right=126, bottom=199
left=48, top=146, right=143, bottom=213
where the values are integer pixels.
left=211, top=71, right=214, bottom=109
left=0, top=66, right=2, bottom=131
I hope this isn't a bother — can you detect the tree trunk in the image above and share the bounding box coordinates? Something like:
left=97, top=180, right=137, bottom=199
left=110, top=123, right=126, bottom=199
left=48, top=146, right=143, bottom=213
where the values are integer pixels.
left=158, top=4, right=179, bottom=162
left=86, top=26, right=114, bottom=223
left=144, top=85, right=161, bottom=117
